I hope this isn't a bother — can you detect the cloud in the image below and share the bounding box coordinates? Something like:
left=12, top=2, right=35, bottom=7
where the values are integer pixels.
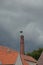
left=0, top=0, right=43, bottom=52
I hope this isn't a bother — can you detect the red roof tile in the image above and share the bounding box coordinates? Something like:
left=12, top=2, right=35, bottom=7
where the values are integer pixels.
left=0, top=46, right=18, bottom=64
left=21, top=55, right=29, bottom=65
left=0, top=46, right=37, bottom=65
left=21, top=54, right=37, bottom=64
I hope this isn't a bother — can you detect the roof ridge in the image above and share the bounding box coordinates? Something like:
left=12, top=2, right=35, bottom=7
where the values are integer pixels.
left=21, top=54, right=37, bottom=63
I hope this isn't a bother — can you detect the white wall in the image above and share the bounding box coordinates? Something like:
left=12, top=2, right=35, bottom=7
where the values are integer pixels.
left=15, top=54, right=23, bottom=65
left=0, top=61, right=2, bottom=65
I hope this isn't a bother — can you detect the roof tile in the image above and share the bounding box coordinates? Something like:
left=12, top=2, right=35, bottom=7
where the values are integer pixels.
left=0, top=46, right=18, bottom=64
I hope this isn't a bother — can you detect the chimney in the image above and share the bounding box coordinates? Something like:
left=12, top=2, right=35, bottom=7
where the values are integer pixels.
left=20, top=31, right=24, bottom=54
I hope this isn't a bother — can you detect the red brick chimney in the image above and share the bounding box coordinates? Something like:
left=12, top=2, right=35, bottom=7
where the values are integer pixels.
left=20, top=31, right=24, bottom=54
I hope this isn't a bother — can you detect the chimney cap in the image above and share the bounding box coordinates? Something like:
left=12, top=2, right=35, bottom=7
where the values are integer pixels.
left=20, top=31, right=23, bottom=33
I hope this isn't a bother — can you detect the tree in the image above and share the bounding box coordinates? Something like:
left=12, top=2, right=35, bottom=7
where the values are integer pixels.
left=26, top=48, right=43, bottom=60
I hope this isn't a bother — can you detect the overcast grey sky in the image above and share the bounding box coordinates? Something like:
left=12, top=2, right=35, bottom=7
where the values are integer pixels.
left=0, top=0, right=43, bottom=52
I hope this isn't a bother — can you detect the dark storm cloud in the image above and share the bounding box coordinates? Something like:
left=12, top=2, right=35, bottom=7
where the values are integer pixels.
left=0, top=0, right=43, bottom=52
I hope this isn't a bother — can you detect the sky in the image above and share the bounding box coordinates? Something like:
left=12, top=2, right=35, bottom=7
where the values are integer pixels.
left=0, top=0, right=43, bottom=52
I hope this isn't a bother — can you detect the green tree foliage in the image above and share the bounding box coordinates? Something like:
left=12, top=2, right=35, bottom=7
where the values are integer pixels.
left=26, top=48, right=43, bottom=60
